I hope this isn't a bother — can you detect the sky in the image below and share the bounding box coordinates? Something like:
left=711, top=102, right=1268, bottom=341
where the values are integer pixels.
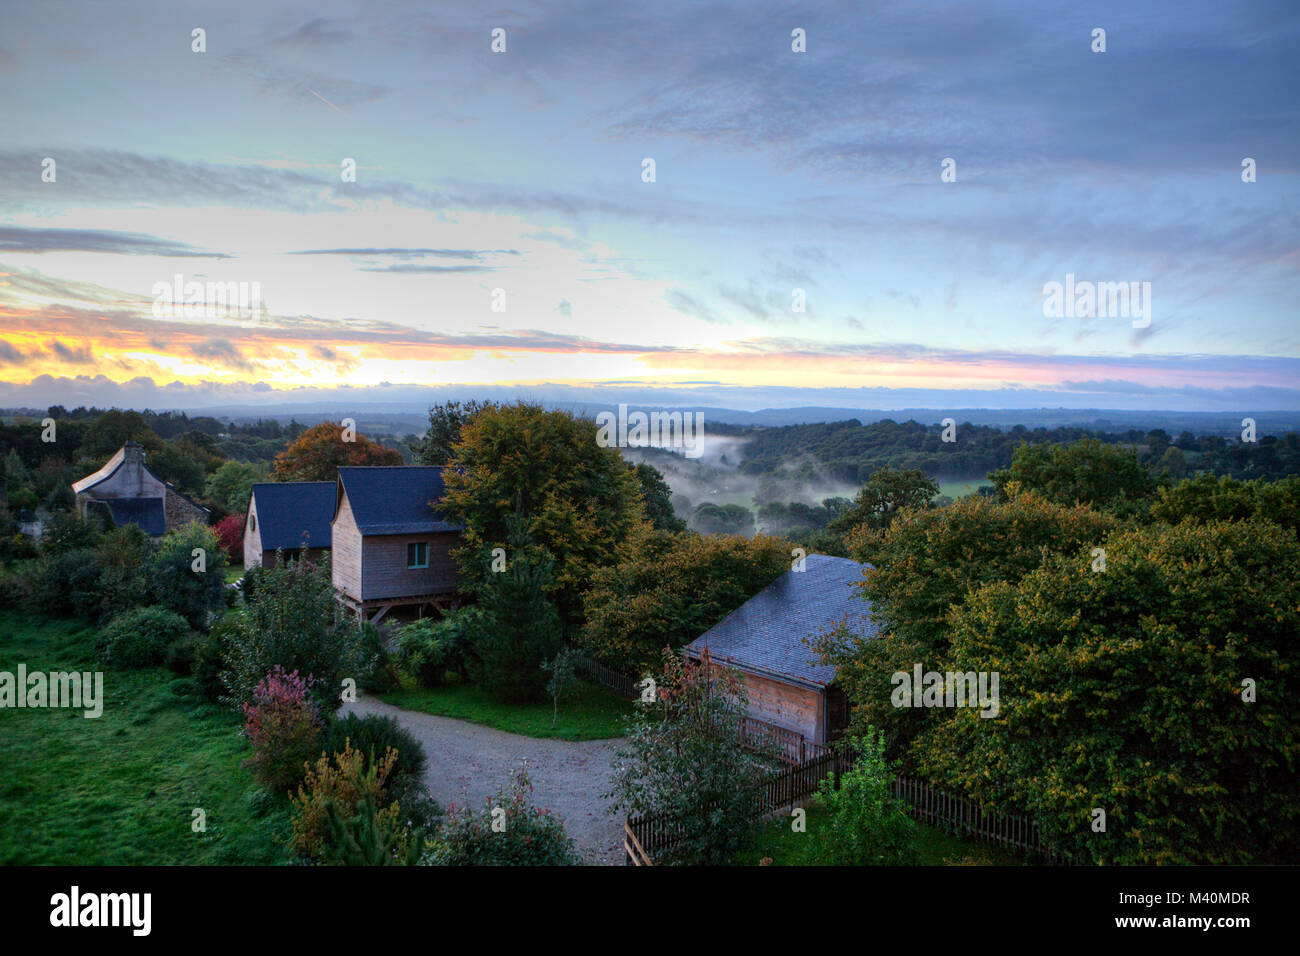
left=0, top=0, right=1297, bottom=413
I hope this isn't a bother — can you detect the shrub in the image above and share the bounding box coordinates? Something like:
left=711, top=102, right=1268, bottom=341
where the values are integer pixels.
left=93, top=525, right=153, bottom=622
left=241, top=666, right=325, bottom=794
left=192, top=615, right=235, bottom=703
left=426, top=766, right=581, bottom=866
left=152, top=522, right=227, bottom=629
left=355, top=621, right=400, bottom=694
left=98, top=606, right=192, bottom=669
left=289, top=743, right=404, bottom=862
left=322, top=790, right=425, bottom=866
left=221, top=555, right=368, bottom=713
left=164, top=636, right=196, bottom=675
left=215, top=513, right=245, bottom=564
left=815, top=728, right=918, bottom=865
left=323, top=714, right=427, bottom=805
left=394, top=609, right=481, bottom=687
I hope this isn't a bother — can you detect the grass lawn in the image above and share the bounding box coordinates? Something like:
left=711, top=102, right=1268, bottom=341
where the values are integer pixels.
left=732, top=802, right=1031, bottom=866
left=380, top=678, right=633, bottom=741
left=223, top=564, right=244, bottom=585
left=0, top=610, right=291, bottom=865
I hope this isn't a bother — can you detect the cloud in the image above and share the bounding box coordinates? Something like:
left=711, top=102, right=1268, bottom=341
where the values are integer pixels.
left=0, top=226, right=229, bottom=257
left=49, top=340, right=93, bottom=364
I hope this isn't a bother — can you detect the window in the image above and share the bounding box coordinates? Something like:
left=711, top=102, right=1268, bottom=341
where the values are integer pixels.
left=407, top=541, right=429, bottom=569
left=249, top=513, right=256, bottom=533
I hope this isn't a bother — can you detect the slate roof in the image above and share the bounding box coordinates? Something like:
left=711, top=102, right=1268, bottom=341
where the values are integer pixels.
left=684, top=554, right=877, bottom=689
left=336, top=466, right=461, bottom=535
left=250, top=482, right=336, bottom=550
left=72, top=442, right=134, bottom=493
left=88, top=497, right=166, bottom=537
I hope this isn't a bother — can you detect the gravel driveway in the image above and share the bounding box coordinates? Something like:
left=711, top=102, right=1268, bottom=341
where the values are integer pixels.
left=341, top=695, right=627, bottom=865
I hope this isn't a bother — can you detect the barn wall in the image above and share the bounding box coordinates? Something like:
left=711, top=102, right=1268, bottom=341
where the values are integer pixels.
left=243, top=497, right=263, bottom=569
left=331, top=493, right=363, bottom=600
left=741, top=673, right=825, bottom=742
left=360, top=531, right=458, bottom=601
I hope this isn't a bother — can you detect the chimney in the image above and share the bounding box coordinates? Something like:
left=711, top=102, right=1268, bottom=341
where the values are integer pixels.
left=122, top=441, right=145, bottom=496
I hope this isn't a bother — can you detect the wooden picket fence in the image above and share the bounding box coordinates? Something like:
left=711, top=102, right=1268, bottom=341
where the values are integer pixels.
left=625, top=753, right=1065, bottom=865
left=573, top=653, right=640, bottom=700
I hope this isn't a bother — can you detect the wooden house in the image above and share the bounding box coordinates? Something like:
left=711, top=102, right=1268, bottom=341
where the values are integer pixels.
left=331, top=466, right=462, bottom=622
left=72, top=440, right=208, bottom=538
left=684, top=554, right=875, bottom=749
left=243, top=481, right=336, bottom=569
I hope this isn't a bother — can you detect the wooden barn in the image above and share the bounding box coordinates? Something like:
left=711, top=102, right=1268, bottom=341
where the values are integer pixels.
left=243, top=481, right=336, bottom=569
left=684, top=554, right=875, bottom=751
left=331, top=466, right=462, bottom=622
left=72, top=440, right=208, bottom=539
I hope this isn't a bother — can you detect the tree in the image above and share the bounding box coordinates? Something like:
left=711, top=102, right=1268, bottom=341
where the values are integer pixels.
left=1151, top=474, right=1300, bottom=538
left=215, top=513, right=245, bottom=563
left=921, top=519, right=1300, bottom=865
left=221, top=554, right=367, bottom=712
left=988, top=437, right=1154, bottom=512
left=605, top=648, right=775, bottom=865
left=410, top=400, right=498, bottom=467
left=689, top=502, right=754, bottom=535
left=440, top=402, right=647, bottom=630
left=820, top=492, right=1117, bottom=761
left=271, top=421, right=403, bottom=482
left=542, top=647, right=582, bottom=728
left=580, top=530, right=792, bottom=672
left=205, top=460, right=264, bottom=513
left=826, top=466, right=939, bottom=537
left=467, top=528, right=563, bottom=703
left=629, top=462, right=686, bottom=531
left=152, top=522, right=227, bottom=629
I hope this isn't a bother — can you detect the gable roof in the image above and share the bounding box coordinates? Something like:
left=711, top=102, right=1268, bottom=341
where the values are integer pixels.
left=86, top=497, right=166, bottom=537
left=684, top=554, right=877, bottom=689
left=249, top=482, right=336, bottom=550
left=335, top=466, right=460, bottom=535
left=72, top=443, right=132, bottom=493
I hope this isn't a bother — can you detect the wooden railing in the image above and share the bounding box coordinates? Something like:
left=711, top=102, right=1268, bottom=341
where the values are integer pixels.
left=626, top=754, right=1066, bottom=865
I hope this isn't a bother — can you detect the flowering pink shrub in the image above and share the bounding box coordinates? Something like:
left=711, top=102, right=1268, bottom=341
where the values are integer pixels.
left=242, top=666, right=324, bottom=793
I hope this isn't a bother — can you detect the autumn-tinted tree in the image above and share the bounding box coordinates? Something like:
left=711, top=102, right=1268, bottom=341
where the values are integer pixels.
left=921, top=519, right=1300, bottom=864
left=271, top=421, right=403, bottom=482
left=821, top=492, right=1117, bottom=760
left=1151, top=473, right=1300, bottom=537
left=581, top=530, right=791, bottom=672
left=440, top=402, right=647, bottom=630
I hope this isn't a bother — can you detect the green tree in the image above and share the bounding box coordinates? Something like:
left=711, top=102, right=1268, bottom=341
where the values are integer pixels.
left=629, top=461, right=686, bottom=531
left=1151, top=474, right=1300, bottom=537
left=410, top=399, right=498, bottom=466
left=826, top=466, right=939, bottom=536
left=152, top=522, right=227, bottom=629
left=815, top=728, right=918, bottom=865
left=467, top=528, right=563, bottom=703
left=988, top=437, right=1154, bottom=512
left=205, top=460, right=265, bottom=513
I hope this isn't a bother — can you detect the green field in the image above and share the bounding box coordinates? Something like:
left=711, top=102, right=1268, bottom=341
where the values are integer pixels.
left=0, top=611, right=290, bottom=865
left=380, top=678, right=633, bottom=741
left=936, top=477, right=993, bottom=499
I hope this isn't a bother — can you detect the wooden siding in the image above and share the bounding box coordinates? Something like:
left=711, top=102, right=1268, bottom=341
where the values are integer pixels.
left=332, top=492, right=364, bottom=600
left=243, top=496, right=263, bottom=569
left=741, top=673, right=824, bottom=743
left=360, top=531, right=458, bottom=601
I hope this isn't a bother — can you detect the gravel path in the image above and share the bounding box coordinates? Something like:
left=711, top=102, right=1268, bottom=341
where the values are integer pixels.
left=341, top=695, right=627, bottom=865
